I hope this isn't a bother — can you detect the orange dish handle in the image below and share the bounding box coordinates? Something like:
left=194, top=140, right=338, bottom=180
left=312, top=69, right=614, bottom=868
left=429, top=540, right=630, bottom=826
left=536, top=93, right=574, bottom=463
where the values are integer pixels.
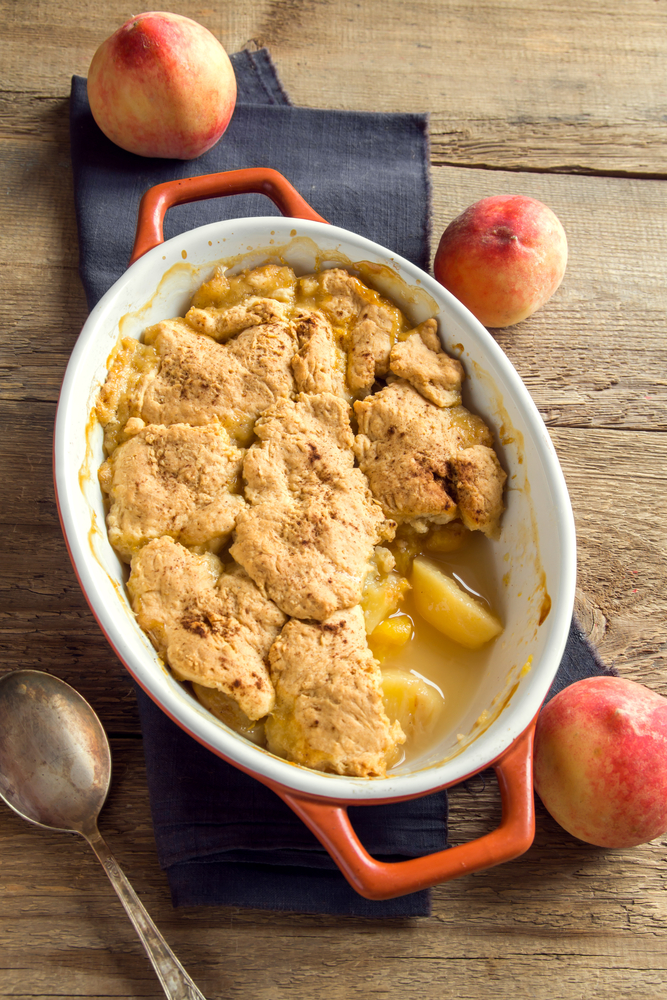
left=130, top=167, right=329, bottom=265
left=278, top=722, right=536, bottom=900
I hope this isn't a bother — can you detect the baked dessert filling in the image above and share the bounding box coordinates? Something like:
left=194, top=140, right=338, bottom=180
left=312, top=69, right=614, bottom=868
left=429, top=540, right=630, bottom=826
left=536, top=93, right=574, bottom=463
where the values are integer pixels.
left=97, top=263, right=507, bottom=777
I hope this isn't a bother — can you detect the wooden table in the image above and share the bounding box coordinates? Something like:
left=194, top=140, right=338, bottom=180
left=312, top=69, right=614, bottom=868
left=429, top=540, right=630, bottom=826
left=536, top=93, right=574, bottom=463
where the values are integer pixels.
left=2, top=2, right=666, bottom=997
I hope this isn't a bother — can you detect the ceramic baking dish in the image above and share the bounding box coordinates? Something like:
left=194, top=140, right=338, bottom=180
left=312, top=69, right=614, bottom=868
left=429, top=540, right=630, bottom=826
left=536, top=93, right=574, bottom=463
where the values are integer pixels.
left=54, top=167, right=576, bottom=899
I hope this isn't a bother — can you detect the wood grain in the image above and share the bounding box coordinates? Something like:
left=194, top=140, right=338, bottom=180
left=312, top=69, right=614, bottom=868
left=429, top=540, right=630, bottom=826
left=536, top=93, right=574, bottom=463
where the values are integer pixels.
left=1, top=745, right=666, bottom=999
left=2, top=0, right=667, bottom=998
left=4, top=0, right=667, bottom=176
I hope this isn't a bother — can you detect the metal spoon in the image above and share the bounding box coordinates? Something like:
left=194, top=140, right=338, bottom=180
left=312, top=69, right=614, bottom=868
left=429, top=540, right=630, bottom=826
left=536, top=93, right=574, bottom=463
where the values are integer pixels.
left=0, top=669, right=206, bottom=1000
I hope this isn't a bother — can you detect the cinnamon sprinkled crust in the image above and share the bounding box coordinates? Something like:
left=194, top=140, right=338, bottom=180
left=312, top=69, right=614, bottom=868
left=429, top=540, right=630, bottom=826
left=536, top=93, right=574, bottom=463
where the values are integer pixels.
left=230, top=393, right=395, bottom=620
left=185, top=296, right=290, bottom=342
left=139, top=317, right=297, bottom=441
left=389, top=318, right=465, bottom=408
left=127, top=537, right=285, bottom=720
left=99, top=422, right=245, bottom=562
left=354, top=379, right=506, bottom=535
left=291, top=307, right=348, bottom=398
left=315, top=268, right=404, bottom=395
left=266, top=606, right=404, bottom=777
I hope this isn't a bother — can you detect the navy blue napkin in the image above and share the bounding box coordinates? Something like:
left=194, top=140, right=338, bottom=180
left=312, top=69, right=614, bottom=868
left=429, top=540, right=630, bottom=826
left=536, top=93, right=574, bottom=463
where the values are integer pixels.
left=70, top=50, right=430, bottom=311
left=69, top=47, right=610, bottom=917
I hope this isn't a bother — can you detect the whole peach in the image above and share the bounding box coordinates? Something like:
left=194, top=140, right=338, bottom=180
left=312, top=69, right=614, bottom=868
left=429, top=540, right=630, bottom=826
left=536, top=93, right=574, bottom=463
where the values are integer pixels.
left=534, top=677, right=667, bottom=848
left=433, top=195, right=567, bottom=328
left=87, top=12, right=237, bottom=160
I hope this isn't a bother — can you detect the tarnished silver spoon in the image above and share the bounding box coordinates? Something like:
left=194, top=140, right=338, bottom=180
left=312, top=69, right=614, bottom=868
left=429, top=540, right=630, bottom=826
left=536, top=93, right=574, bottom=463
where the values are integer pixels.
left=0, top=669, right=206, bottom=1000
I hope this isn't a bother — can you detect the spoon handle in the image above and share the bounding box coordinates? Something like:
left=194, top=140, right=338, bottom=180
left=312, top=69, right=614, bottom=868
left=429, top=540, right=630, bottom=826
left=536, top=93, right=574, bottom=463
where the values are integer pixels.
left=86, top=830, right=206, bottom=1000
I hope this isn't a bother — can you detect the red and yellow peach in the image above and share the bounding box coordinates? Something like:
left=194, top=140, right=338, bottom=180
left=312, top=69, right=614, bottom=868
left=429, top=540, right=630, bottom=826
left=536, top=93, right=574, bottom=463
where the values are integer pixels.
left=87, top=12, right=237, bottom=160
left=534, top=676, right=667, bottom=848
left=434, top=195, right=568, bottom=328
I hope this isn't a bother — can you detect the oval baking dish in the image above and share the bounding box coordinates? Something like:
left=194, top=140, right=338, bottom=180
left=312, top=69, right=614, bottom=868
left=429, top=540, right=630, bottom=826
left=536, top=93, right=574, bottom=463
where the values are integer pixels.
left=54, top=168, right=576, bottom=899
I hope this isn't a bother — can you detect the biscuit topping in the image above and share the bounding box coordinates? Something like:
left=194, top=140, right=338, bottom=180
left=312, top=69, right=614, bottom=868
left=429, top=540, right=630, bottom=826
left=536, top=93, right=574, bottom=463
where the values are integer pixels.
left=96, top=264, right=506, bottom=776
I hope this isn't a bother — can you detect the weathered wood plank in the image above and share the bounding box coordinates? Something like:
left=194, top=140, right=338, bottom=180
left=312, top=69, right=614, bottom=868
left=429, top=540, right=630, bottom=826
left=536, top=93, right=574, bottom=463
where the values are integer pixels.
left=5, top=90, right=667, bottom=179
left=3, top=2, right=667, bottom=177
left=0, top=92, right=71, bottom=145
left=2, top=142, right=80, bottom=268
left=430, top=114, right=667, bottom=178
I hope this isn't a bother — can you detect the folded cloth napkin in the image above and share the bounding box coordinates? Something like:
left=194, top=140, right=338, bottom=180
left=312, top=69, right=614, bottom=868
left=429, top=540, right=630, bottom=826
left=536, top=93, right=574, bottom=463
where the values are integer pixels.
left=69, top=48, right=612, bottom=917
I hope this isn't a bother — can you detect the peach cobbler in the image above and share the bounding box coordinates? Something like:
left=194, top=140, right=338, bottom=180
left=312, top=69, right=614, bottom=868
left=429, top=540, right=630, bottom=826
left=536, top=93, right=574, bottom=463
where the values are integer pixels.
left=96, top=264, right=506, bottom=777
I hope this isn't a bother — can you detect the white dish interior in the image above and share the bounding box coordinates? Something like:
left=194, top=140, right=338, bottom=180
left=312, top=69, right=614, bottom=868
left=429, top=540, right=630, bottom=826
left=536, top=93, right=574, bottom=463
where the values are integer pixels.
left=55, top=216, right=576, bottom=802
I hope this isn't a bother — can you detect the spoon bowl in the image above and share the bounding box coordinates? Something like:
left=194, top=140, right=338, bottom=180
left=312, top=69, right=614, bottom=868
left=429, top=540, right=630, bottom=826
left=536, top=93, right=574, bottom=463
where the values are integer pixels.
left=0, top=669, right=110, bottom=835
left=0, top=669, right=206, bottom=1000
